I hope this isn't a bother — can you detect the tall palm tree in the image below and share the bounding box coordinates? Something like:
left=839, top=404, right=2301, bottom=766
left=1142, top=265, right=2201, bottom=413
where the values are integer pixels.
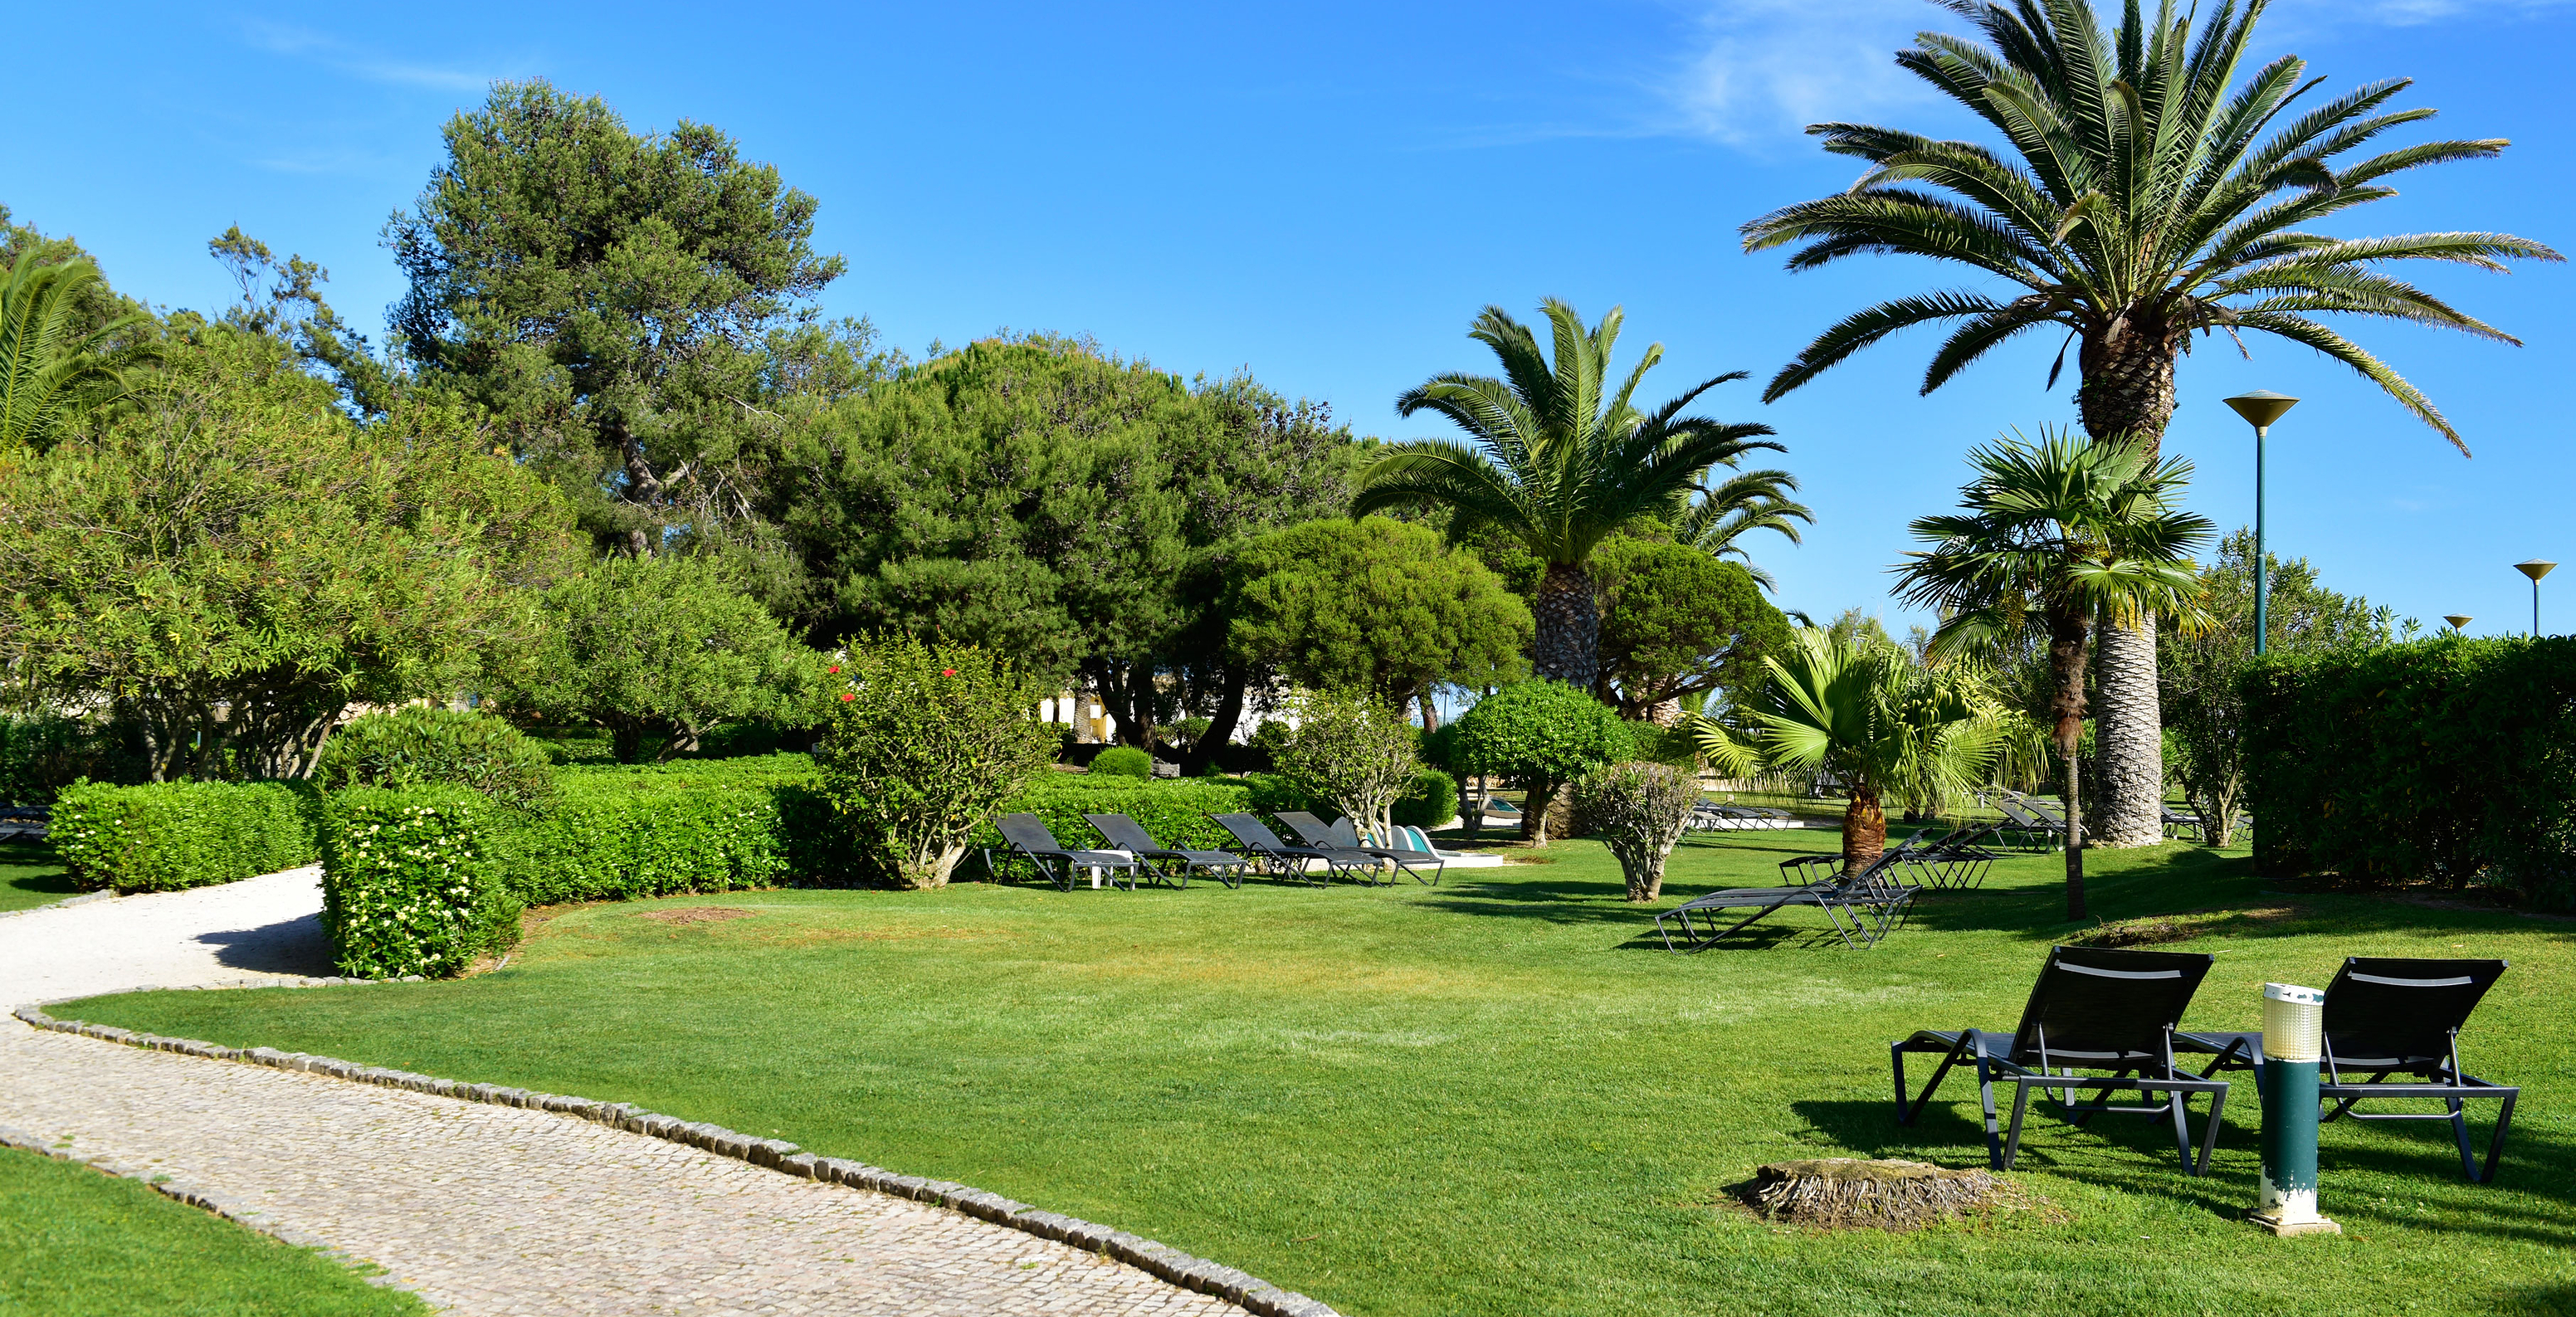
left=1691, top=629, right=2003, bottom=871
left=0, top=252, right=145, bottom=450
left=1892, top=429, right=2213, bottom=919
left=1357, top=300, right=1777, bottom=691
left=1739, top=0, right=2559, bottom=847
left=1668, top=465, right=1813, bottom=591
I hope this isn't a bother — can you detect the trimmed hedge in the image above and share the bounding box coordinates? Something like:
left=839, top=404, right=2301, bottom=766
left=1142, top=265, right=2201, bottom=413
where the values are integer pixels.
left=1392, top=768, right=1459, bottom=828
left=968, top=773, right=1312, bottom=856
left=500, top=770, right=807, bottom=905
left=53, top=780, right=320, bottom=894
left=320, top=787, right=520, bottom=978
left=2242, top=635, right=2576, bottom=908
left=315, top=706, right=556, bottom=812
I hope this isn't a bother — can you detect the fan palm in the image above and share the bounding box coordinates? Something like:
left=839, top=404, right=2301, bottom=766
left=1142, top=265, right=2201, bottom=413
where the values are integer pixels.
left=1892, top=428, right=2214, bottom=919
left=1691, top=629, right=2003, bottom=871
left=1357, top=300, right=1778, bottom=690
left=1740, top=0, right=2559, bottom=847
left=0, top=251, right=145, bottom=450
left=1667, top=465, right=1813, bottom=591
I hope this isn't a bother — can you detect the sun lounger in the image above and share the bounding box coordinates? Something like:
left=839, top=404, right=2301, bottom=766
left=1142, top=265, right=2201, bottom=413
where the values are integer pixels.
left=1908, top=822, right=2000, bottom=890
left=2176, top=957, right=2518, bottom=1183
left=987, top=813, right=1146, bottom=891
left=1891, top=944, right=2232, bottom=1175
left=1082, top=813, right=1251, bottom=889
left=1655, top=850, right=1916, bottom=952
left=1278, top=811, right=1443, bottom=885
left=1208, top=812, right=1383, bottom=886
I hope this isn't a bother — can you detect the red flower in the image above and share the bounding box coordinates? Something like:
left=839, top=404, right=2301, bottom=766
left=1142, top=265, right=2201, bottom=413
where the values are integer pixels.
left=941, top=668, right=957, bottom=676
left=839, top=692, right=855, bottom=701
left=827, top=665, right=841, bottom=674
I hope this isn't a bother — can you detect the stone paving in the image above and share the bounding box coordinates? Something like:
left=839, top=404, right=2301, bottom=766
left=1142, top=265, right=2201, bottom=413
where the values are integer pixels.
left=1, top=1020, right=1242, bottom=1315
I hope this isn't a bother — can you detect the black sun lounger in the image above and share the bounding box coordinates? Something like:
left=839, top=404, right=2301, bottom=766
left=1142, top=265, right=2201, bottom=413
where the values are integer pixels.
left=1891, top=945, right=2231, bottom=1175
left=1083, top=813, right=1250, bottom=890
left=1274, top=811, right=1442, bottom=885
left=987, top=813, right=1144, bottom=891
left=1207, top=812, right=1382, bottom=886
left=1655, top=850, right=1915, bottom=952
left=1908, top=822, right=2000, bottom=890
left=2177, top=957, right=2517, bottom=1183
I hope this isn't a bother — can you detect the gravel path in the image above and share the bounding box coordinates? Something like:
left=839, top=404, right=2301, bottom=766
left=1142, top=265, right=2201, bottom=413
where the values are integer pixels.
left=0, top=866, right=334, bottom=1006
left=0, top=872, right=1276, bottom=1316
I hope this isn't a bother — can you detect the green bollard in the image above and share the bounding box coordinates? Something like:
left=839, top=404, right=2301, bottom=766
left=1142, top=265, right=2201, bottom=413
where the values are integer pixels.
left=2250, top=982, right=2340, bottom=1237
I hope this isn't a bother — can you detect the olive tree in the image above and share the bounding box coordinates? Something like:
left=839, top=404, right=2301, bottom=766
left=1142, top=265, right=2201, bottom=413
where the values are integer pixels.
left=1272, top=688, right=1421, bottom=841
left=1576, top=761, right=1702, bottom=901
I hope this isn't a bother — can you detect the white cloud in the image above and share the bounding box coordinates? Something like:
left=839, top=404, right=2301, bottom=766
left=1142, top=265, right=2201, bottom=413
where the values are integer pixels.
left=1661, top=1, right=1962, bottom=146
left=238, top=20, right=502, bottom=94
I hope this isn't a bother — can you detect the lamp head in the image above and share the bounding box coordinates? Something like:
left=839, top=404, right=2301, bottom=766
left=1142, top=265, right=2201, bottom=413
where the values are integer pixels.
left=2517, top=559, right=2557, bottom=583
left=2224, top=390, right=2300, bottom=429
left=2445, top=615, right=2474, bottom=631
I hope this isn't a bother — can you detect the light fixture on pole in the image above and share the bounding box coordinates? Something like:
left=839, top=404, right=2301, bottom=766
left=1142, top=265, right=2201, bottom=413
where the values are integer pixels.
left=2515, top=560, right=2555, bottom=637
left=2250, top=982, right=2339, bottom=1237
left=2444, top=615, right=2474, bottom=633
left=2225, top=392, right=2300, bottom=655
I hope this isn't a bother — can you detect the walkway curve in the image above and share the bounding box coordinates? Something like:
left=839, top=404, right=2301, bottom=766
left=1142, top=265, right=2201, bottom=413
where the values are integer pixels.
left=0, top=871, right=1335, bottom=1316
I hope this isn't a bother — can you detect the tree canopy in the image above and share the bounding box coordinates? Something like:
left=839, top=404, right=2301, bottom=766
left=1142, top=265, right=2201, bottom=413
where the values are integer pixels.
left=1224, top=516, right=1529, bottom=713
left=1591, top=536, right=1792, bottom=721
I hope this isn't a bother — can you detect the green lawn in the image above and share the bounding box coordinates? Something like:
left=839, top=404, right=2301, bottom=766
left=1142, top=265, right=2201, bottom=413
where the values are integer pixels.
left=0, top=1145, right=426, bottom=1316
left=66, top=831, right=2576, bottom=1316
left=0, top=841, right=77, bottom=914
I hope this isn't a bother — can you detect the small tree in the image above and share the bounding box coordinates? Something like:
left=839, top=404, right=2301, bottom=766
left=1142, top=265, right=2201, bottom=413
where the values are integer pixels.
left=1272, top=689, right=1420, bottom=841
left=506, top=555, right=817, bottom=763
left=1593, top=536, right=1793, bottom=721
left=816, top=637, right=1056, bottom=889
left=1451, top=680, right=1631, bottom=846
left=1576, top=761, right=1701, bottom=901
left=1225, top=516, right=1530, bottom=714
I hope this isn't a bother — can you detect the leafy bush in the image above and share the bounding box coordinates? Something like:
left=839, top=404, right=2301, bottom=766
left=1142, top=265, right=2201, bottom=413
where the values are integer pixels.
left=817, top=638, right=1056, bottom=889
left=319, top=787, right=520, bottom=978
left=1392, top=768, right=1459, bottom=829
left=2243, top=635, right=2576, bottom=908
left=1451, top=680, right=1630, bottom=843
left=496, top=765, right=822, bottom=905
left=0, top=715, right=140, bottom=805
left=53, top=780, right=320, bottom=894
left=1089, top=745, right=1153, bottom=778
left=315, top=706, right=557, bottom=812
left=1575, top=762, right=1701, bottom=901
left=1620, top=719, right=1699, bottom=768
left=1274, top=690, right=1421, bottom=839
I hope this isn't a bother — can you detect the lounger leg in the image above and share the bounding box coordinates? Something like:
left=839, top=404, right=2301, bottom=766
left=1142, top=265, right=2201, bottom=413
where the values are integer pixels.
left=2000, top=1075, right=2033, bottom=1171
left=2164, top=1085, right=2196, bottom=1171
left=2478, top=1091, right=2516, bottom=1184
left=1971, top=1058, right=2009, bottom=1169
left=1900, top=1035, right=1977, bottom=1128
left=1891, top=1043, right=1909, bottom=1118
left=2193, top=1085, right=2227, bottom=1178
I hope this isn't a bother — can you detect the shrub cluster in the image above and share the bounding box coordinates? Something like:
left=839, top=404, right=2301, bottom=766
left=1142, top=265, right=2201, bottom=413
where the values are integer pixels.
left=319, top=787, right=520, bottom=978
left=500, top=762, right=826, bottom=905
left=0, top=715, right=140, bottom=806
left=315, top=706, right=557, bottom=812
left=817, top=638, right=1056, bottom=889
left=53, top=780, right=320, bottom=894
left=1576, top=761, right=1701, bottom=902
left=2242, top=635, right=2576, bottom=908
left=1391, top=768, right=1459, bottom=829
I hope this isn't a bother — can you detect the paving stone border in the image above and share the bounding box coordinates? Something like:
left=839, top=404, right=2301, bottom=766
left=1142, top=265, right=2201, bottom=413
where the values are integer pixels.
left=12, top=998, right=1340, bottom=1317
left=0, top=889, right=115, bottom=920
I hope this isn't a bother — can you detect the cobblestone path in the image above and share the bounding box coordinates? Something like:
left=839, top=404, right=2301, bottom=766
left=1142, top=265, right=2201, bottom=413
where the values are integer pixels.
left=1, top=1021, right=1241, bottom=1315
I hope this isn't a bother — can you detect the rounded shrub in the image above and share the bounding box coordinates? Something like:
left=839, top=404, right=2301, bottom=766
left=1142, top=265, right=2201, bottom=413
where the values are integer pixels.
left=1451, top=680, right=1629, bottom=843
left=1576, top=760, right=1701, bottom=902
left=315, top=706, right=556, bottom=812
left=1392, top=768, right=1459, bottom=828
left=1089, top=745, right=1154, bottom=778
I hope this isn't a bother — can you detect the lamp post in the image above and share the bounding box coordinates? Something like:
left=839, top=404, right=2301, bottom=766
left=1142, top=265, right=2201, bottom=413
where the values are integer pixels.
left=2224, top=392, right=2300, bottom=655
left=2251, top=982, right=2339, bottom=1237
left=2444, top=615, right=2473, bottom=633
left=2515, top=560, right=2555, bottom=637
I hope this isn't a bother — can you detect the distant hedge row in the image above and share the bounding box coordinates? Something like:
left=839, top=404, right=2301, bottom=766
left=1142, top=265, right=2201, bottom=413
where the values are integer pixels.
left=2242, top=635, right=2576, bottom=909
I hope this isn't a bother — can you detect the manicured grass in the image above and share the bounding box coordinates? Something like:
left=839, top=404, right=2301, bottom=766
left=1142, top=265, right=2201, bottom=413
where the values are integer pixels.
left=0, top=1145, right=426, bottom=1316
left=0, top=841, right=77, bottom=913
left=71, top=832, right=2576, bottom=1316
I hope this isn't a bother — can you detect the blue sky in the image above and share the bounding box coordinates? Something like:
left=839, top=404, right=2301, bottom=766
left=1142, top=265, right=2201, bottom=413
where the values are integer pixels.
left=12, top=0, right=2572, bottom=635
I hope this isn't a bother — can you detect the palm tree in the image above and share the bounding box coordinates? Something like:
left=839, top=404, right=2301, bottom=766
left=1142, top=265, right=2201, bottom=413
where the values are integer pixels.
left=1691, top=629, right=2003, bottom=871
left=1668, top=465, right=1813, bottom=591
left=0, top=251, right=145, bottom=450
left=1357, top=300, right=1778, bottom=690
left=1739, top=0, right=2559, bottom=848
left=1892, top=429, right=2213, bottom=919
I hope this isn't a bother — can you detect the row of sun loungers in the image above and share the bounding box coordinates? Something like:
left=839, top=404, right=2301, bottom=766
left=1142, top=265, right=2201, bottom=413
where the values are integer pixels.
left=986, top=811, right=1452, bottom=891
left=1893, top=946, right=2518, bottom=1183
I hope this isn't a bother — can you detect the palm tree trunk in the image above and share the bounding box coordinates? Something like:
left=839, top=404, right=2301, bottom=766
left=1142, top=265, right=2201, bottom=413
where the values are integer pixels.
left=2047, top=612, right=2093, bottom=922
left=1842, top=784, right=1886, bottom=871
left=1530, top=562, right=1601, bottom=690
left=2079, top=325, right=2182, bottom=850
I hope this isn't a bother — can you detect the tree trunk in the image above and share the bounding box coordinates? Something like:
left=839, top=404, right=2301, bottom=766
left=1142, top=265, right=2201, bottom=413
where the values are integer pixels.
left=1842, top=784, right=1886, bottom=871
left=2092, top=618, right=2166, bottom=846
left=1530, top=562, right=1601, bottom=690
left=2079, top=319, right=2183, bottom=851
left=2048, top=611, right=2094, bottom=922
left=612, top=724, right=645, bottom=765
left=1177, top=665, right=1247, bottom=778
left=1520, top=778, right=1559, bottom=846
left=1419, top=690, right=1439, bottom=733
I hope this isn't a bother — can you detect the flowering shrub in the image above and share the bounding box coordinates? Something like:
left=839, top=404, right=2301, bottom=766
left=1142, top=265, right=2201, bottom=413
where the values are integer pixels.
left=320, top=787, right=520, bottom=978
left=1573, top=761, right=1702, bottom=902
left=816, top=639, right=1056, bottom=888
left=55, top=780, right=319, bottom=894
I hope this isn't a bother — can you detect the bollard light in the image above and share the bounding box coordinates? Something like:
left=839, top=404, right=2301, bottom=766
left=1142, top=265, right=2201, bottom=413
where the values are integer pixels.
left=2250, top=982, right=2340, bottom=1237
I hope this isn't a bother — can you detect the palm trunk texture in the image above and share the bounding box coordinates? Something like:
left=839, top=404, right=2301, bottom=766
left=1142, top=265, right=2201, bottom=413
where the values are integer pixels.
left=1842, top=785, right=1886, bottom=871
left=2079, top=324, right=2182, bottom=850
left=1530, top=562, right=1600, bottom=690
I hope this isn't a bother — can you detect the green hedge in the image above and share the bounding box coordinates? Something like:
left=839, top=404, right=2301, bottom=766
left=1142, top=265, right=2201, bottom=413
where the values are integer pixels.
left=53, top=780, right=320, bottom=894
left=500, top=771, right=809, bottom=905
left=320, top=787, right=520, bottom=978
left=2242, top=635, right=2576, bottom=908
left=1392, top=768, right=1459, bottom=829
left=968, top=773, right=1313, bottom=857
